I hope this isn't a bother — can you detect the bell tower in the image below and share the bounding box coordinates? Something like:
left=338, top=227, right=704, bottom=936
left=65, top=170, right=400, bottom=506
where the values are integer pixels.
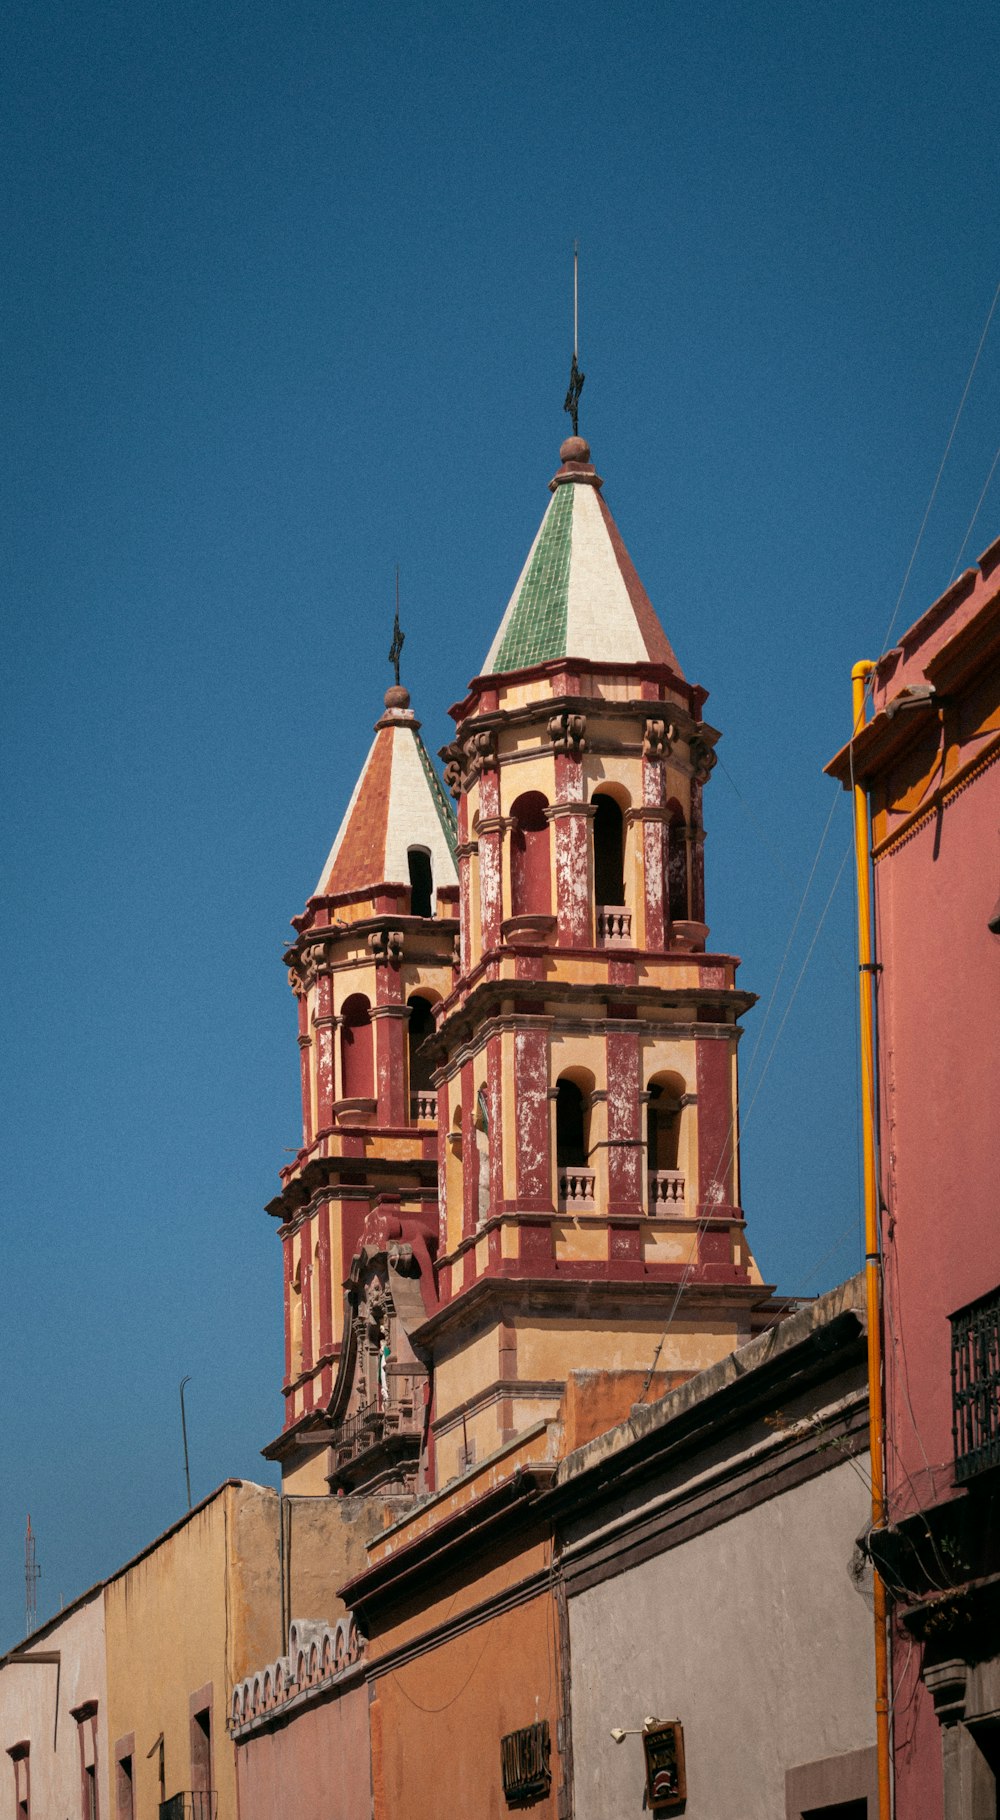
left=265, top=682, right=460, bottom=1499
left=420, top=433, right=768, bottom=1483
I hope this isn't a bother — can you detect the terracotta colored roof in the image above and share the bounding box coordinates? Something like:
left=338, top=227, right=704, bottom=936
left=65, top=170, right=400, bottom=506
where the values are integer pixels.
left=482, top=439, right=685, bottom=678
left=315, top=695, right=458, bottom=899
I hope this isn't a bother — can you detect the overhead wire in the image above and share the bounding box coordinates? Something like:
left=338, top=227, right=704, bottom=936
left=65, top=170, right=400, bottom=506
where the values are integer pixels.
left=949, top=437, right=1000, bottom=584
left=639, top=273, right=1000, bottom=1404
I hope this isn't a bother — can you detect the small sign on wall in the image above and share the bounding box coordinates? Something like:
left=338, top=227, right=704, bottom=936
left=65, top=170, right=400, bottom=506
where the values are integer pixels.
left=500, top=1720, right=551, bottom=1806
left=642, top=1719, right=686, bottom=1812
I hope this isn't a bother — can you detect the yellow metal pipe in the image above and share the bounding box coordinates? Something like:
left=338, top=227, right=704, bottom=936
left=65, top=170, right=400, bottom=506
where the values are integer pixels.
left=851, top=659, right=892, bottom=1820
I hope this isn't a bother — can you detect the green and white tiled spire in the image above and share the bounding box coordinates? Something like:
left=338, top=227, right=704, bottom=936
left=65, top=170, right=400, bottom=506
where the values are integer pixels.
left=483, top=436, right=685, bottom=679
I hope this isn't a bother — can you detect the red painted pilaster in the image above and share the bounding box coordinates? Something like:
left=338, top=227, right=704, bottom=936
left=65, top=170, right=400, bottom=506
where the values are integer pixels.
left=461, top=1058, right=478, bottom=1239
left=437, top=1082, right=449, bottom=1255
left=316, top=1200, right=333, bottom=1360
left=300, top=1223, right=314, bottom=1393
left=487, top=1033, right=505, bottom=1215
left=456, top=794, right=472, bottom=974
left=641, top=755, right=667, bottom=951
left=606, top=1025, right=643, bottom=1215
left=297, top=991, right=314, bottom=1148
left=282, top=1234, right=293, bottom=1399
left=478, top=766, right=503, bottom=950
left=550, top=756, right=593, bottom=947
left=313, top=973, right=336, bottom=1132
left=696, top=1037, right=735, bottom=1209
left=513, top=1027, right=553, bottom=1211
left=373, top=966, right=407, bottom=1126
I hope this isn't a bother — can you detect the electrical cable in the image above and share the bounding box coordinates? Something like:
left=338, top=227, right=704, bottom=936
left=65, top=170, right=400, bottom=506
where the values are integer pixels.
left=949, top=437, right=1000, bottom=584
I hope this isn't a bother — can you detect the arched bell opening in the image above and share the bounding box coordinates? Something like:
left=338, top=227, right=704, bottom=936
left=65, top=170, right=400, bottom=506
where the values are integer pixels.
left=509, top=791, right=552, bottom=919
left=592, top=790, right=631, bottom=949
left=340, top=994, right=374, bottom=1102
left=408, top=845, right=434, bottom=918
left=646, top=1071, right=688, bottom=1215
left=407, top=993, right=437, bottom=1123
left=555, top=1071, right=596, bottom=1210
left=666, top=800, right=689, bottom=925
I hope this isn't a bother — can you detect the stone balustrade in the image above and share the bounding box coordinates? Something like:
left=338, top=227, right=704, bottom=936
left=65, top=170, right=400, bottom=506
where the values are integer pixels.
left=596, top=905, right=632, bottom=948
left=648, top=1169, right=686, bottom=1213
left=558, top=1166, right=597, bottom=1210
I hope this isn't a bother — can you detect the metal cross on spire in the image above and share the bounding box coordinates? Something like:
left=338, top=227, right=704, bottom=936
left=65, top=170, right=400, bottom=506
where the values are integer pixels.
left=563, top=240, right=585, bottom=437
left=388, top=565, right=405, bottom=686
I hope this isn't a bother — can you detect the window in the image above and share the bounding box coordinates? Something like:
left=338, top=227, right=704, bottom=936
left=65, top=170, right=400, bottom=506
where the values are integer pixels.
left=115, top=1752, right=134, bottom=1820
left=70, top=1702, right=99, bottom=1820
left=407, top=996, right=436, bottom=1098
left=647, top=1081, right=681, bottom=1171
left=191, top=1702, right=212, bottom=1818
left=593, top=795, right=625, bottom=907
left=340, top=994, right=374, bottom=1101
left=951, top=1284, right=1000, bottom=1482
left=555, top=1080, right=588, bottom=1167
left=667, top=802, right=688, bottom=923
left=408, top=846, right=434, bottom=917
left=7, top=1743, right=29, bottom=1820
left=510, top=793, right=551, bottom=918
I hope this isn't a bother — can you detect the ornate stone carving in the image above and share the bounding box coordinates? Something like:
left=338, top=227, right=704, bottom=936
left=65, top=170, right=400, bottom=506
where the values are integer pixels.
left=368, top=927, right=404, bottom=966
left=689, top=733, right=718, bottom=783
left=548, top=709, right=587, bottom=756
left=463, top=727, right=498, bottom=777
left=441, top=740, right=466, bottom=799
left=643, top=716, right=677, bottom=761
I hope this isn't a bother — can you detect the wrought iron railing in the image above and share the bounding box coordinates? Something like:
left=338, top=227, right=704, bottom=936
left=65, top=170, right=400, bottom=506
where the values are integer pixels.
left=951, top=1285, right=1000, bottom=1483
left=330, top=1401, right=417, bottom=1462
left=596, top=905, right=632, bottom=949
left=159, top=1795, right=217, bottom=1820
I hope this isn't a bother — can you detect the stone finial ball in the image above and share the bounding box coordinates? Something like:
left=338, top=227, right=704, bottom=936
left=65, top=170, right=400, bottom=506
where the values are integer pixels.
left=559, top=435, right=591, bottom=464
left=384, top=684, right=410, bottom=710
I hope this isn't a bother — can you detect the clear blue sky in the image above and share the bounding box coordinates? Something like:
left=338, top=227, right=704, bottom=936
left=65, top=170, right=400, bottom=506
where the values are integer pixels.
left=2, top=0, right=998, bottom=1646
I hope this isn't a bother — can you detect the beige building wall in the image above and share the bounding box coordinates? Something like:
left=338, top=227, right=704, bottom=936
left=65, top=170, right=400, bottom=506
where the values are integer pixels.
left=0, top=1590, right=109, bottom=1820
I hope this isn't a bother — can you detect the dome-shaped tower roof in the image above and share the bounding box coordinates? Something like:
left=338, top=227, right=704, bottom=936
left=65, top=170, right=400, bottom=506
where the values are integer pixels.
left=313, top=686, right=458, bottom=900
left=482, top=437, right=685, bottom=678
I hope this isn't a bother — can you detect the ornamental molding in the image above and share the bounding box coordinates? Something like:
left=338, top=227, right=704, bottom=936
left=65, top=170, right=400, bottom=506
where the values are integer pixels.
left=689, top=733, right=718, bottom=784
left=643, top=717, right=678, bottom=761
left=548, top=709, right=587, bottom=756
left=545, top=800, right=598, bottom=822
left=440, top=740, right=466, bottom=799
left=368, top=928, right=404, bottom=967
left=464, top=727, right=499, bottom=778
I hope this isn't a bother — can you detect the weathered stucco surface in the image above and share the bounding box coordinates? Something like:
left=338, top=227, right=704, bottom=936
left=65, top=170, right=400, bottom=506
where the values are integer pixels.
left=568, top=1458, right=874, bottom=1820
left=0, top=1591, right=109, bottom=1820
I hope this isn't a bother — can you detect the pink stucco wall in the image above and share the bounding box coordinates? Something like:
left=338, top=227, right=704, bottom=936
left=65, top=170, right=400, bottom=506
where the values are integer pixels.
left=861, top=543, right=1000, bottom=1820
left=234, top=1677, right=370, bottom=1820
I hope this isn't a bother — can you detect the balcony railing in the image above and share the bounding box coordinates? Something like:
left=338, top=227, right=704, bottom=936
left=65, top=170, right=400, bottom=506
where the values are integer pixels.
left=648, top=1169, right=686, bottom=1213
left=160, top=1796, right=217, bottom=1820
left=410, top=1091, right=437, bottom=1123
left=330, top=1401, right=418, bottom=1465
left=558, top=1166, right=596, bottom=1210
left=596, top=905, right=632, bottom=949
left=951, top=1285, right=1000, bottom=1483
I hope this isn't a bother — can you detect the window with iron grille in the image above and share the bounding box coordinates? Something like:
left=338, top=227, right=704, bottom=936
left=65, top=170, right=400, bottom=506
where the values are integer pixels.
left=951, top=1285, right=1000, bottom=1483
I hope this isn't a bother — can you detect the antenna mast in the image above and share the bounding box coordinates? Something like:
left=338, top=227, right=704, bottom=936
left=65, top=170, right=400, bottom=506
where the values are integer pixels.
left=25, top=1515, right=40, bottom=1634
